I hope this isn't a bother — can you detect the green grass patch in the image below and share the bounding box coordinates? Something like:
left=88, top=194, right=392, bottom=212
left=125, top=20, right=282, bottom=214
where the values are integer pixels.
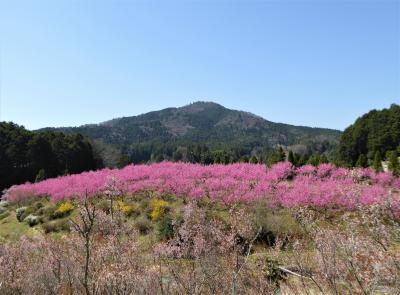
left=0, top=212, right=39, bottom=242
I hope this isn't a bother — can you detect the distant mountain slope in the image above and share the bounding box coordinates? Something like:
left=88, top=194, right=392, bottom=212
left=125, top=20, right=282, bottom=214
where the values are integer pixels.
left=337, top=104, right=400, bottom=166
left=45, top=102, right=340, bottom=146
left=41, top=102, right=341, bottom=164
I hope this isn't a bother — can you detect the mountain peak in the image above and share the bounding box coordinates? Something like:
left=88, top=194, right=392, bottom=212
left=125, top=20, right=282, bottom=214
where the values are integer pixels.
left=45, top=102, right=341, bottom=166
left=180, top=101, right=225, bottom=112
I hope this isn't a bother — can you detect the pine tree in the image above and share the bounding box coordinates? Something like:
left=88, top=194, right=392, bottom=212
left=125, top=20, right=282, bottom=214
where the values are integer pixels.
left=298, top=154, right=309, bottom=166
left=288, top=151, right=296, bottom=166
left=249, top=155, right=258, bottom=164
left=320, top=154, right=329, bottom=164
left=307, top=155, right=321, bottom=166
left=266, top=147, right=286, bottom=167
left=388, top=151, right=399, bottom=176
left=373, top=151, right=383, bottom=172
left=35, top=169, right=46, bottom=183
left=239, top=155, right=249, bottom=163
left=278, top=147, right=286, bottom=162
left=355, top=154, right=368, bottom=168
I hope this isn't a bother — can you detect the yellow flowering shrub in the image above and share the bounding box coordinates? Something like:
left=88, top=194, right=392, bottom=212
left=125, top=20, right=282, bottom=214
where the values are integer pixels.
left=114, top=201, right=138, bottom=217
left=54, top=202, right=74, bottom=217
left=150, top=199, right=169, bottom=221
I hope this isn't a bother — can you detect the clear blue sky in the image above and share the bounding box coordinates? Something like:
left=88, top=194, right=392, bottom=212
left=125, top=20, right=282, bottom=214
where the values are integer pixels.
left=0, top=0, right=399, bottom=131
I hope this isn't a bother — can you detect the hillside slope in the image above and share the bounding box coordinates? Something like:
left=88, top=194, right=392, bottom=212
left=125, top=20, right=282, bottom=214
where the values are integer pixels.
left=337, top=103, right=400, bottom=166
left=41, top=102, right=341, bottom=163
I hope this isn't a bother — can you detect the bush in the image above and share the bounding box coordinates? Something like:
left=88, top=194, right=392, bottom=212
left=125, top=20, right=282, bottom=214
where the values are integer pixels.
left=53, top=202, right=74, bottom=219
left=114, top=201, right=139, bottom=218
left=157, top=215, right=174, bottom=240
left=33, top=201, right=44, bottom=210
left=24, top=214, right=39, bottom=227
left=150, top=199, right=170, bottom=221
left=16, top=207, right=28, bottom=222
left=134, top=215, right=153, bottom=235
left=17, top=204, right=43, bottom=222
left=0, top=200, right=9, bottom=207
left=38, top=205, right=57, bottom=221
left=42, top=219, right=70, bottom=233
left=138, top=198, right=151, bottom=214
left=97, top=199, right=112, bottom=213
left=252, top=204, right=303, bottom=246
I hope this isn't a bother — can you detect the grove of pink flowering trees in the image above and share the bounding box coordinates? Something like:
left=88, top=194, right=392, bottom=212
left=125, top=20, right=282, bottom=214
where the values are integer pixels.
left=4, top=162, right=400, bottom=213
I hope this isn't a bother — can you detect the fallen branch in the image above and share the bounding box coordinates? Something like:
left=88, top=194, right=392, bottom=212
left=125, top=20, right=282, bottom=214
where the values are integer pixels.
left=278, top=266, right=312, bottom=279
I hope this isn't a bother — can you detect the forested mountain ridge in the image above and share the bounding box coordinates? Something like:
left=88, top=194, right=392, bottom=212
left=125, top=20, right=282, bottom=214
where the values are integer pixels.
left=41, top=102, right=341, bottom=164
left=337, top=103, right=400, bottom=167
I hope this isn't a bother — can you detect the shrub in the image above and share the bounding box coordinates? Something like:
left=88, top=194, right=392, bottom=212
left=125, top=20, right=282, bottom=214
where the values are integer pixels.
left=134, top=215, right=153, bottom=235
left=42, top=219, right=70, bottom=233
left=150, top=199, right=170, bottom=221
left=114, top=201, right=139, bottom=218
left=24, top=214, right=39, bottom=227
left=53, top=202, right=74, bottom=219
left=138, top=198, right=151, bottom=214
left=157, top=215, right=174, bottom=240
left=38, top=204, right=58, bottom=220
left=261, top=258, right=286, bottom=288
left=16, top=204, right=43, bottom=222
left=0, top=200, right=9, bottom=207
left=33, top=201, right=44, bottom=210
left=16, top=207, right=28, bottom=222
left=252, top=204, right=303, bottom=246
left=97, top=199, right=112, bottom=213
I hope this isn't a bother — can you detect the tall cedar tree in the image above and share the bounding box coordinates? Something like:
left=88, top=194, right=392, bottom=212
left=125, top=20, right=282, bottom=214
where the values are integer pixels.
left=288, top=151, right=296, bottom=166
left=373, top=152, right=383, bottom=173
left=388, top=151, right=399, bottom=176
left=356, top=154, right=368, bottom=168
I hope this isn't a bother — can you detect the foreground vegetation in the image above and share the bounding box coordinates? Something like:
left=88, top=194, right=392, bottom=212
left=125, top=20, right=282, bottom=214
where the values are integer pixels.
left=0, top=192, right=398, bottom=294
left=1, top=161, right=399, bottom=294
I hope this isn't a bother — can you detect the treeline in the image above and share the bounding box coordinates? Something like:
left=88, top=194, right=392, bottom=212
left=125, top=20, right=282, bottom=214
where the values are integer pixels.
left=0, top=122, right=102, bottom=191
left=121, top=138, right=398, bottom=175
left=337, top=104, right=400, bottom=169
left=119, top=142, right=330, bottom=168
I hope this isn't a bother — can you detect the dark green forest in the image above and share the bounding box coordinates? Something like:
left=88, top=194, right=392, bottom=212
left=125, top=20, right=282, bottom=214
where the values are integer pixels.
left=336, top=104, right=400, bottom=167
left=45, top=102, right=340, bottom=166
left=0, top=122, right=102, bottom=192
left=1, top=103, right=399, bottom=192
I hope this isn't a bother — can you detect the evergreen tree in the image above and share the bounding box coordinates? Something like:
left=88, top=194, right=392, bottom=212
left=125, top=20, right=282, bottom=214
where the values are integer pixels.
left=307, top=155, right=321, bottom=166
left=117, top=155, right=130, bottom=168
left=355, top=154, right=368, bottom=168
left=35, top=169, right=46, bottom=183
left=388, top=150, right=399, bottom=176
left=288, top=151, right=296, bottom=166
left=172, top=150, right=183, bottom=162
left=266, top=147, right=286, bottom=167
left=293, top=153, right=301, bottom=167
left=373, top=151, right=383, bottom=172
left=320, top=154, right=329, bottom=164
left=298, top=154, right=310, bottom=166
left=239, top=155, right=249, bottom=163
left=249, top=155, right=258, bottom=164
left=278, top=147, right=286, bottom=162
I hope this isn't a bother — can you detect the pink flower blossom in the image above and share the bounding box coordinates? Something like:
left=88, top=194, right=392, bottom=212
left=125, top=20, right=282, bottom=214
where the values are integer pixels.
left=3, top=162, right=398, bottom=211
